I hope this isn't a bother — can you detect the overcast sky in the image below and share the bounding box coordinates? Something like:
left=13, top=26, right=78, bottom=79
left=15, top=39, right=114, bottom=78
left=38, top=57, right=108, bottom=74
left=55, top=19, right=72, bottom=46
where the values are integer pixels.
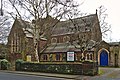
left=1, top=0, right=119, bottom=42
left=76, top=0, right=120, bottom=42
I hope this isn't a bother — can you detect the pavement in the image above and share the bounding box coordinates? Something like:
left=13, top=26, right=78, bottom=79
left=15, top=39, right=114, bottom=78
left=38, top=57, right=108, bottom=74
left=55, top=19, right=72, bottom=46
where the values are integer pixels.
left=99, top=67, right=120, bottom=79
left=0, top=70, right=91, bottom=80
left=1, top=67, right=120, bottom=80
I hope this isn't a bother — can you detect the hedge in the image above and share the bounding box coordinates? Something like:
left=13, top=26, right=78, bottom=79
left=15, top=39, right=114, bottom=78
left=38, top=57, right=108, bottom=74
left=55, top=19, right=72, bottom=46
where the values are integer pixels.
left=15, top=61, right=98, bottom=76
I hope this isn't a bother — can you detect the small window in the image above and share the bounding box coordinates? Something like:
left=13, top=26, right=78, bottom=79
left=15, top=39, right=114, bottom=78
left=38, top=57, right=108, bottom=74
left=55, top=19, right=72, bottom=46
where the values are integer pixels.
left=87, top=54, right=89, bottom=60
left=90, top=54, right=93, bottom=60
left=86, top=53, right=93, bottom=60
left=43, top=54, right=48, bottom=61
left=56, top=54, right=60, bottom=61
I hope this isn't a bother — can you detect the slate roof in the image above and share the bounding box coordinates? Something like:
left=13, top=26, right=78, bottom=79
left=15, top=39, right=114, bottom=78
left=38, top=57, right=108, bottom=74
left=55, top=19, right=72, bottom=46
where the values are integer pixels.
left=44, top=43, right=81, bottom=53
left=44, top=40, right=96, bottom=53
left=43, top=14, right=98, bottom=53
left=52, top=14, right=97, bottom=36
left=109, top=42, right=120, bottom=46
left=16, top=13, right=97, bottom=38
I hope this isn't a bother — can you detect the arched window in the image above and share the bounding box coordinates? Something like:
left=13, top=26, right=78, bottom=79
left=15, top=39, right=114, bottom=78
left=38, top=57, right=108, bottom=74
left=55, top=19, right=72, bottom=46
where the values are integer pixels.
left=63, top=36, right=70, bottom=43
left=11, top=38, right=13, bottom=53
left=51, top=38, right=57, bottom=43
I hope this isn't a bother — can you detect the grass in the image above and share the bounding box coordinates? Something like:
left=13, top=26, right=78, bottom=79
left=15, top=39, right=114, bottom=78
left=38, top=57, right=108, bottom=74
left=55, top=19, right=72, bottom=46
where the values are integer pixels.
left=98, top=69, right=105, bottom=75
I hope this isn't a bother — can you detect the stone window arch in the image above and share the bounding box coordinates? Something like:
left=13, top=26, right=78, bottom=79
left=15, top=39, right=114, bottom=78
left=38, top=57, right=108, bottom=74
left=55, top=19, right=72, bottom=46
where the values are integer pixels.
left=63, top=36, right=70, bottom=43
left=51, top=38, right=57, bottom=43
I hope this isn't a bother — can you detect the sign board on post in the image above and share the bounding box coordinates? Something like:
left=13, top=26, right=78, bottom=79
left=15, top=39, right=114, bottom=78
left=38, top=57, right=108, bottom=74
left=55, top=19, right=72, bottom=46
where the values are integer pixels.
left=67, top=52, right=74, bottom=61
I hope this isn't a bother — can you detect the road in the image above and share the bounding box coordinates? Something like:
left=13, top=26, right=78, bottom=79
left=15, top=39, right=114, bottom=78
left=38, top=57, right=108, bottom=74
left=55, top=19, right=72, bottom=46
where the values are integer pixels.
left=0, top=67, right=120, bottom=80
left=0, top=72, right=64, bottom=80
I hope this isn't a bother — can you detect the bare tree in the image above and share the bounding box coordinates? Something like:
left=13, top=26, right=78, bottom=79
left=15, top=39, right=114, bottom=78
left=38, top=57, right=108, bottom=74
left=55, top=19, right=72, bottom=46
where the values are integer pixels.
left=0, top=16, right=11, bottom=43
left=98, top=5, right=111, bottom=37
left=1, top=0, right=111, bottom=62
left=67, top=14, right=98, bottom=61
left=65, top=5, right=111, bottom=61
left=0, top=0, right=14, bottom=44
left=6, top=0, right=80, bottom=62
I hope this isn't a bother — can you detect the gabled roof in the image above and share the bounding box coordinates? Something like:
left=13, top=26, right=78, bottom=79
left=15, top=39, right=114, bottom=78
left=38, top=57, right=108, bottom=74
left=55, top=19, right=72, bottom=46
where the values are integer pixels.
left=16, top=19, right=33, bottom=38
left=13, top=18, right=49, bottom=40
left=8, top=18, right=34, bottom=39
left=11, top=13, right=99, bottom=39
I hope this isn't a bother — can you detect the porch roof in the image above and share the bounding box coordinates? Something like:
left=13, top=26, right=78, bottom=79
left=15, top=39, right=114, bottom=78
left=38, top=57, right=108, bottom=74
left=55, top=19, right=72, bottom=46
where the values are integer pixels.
left=44, top=43, right=81, bottom=53
left=43, top=42, right=94, bottom=53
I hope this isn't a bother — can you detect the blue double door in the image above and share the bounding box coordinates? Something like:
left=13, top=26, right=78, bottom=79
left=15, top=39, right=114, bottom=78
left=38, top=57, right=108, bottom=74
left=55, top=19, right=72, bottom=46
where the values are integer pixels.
left=100, top=50, right=108, bottom=66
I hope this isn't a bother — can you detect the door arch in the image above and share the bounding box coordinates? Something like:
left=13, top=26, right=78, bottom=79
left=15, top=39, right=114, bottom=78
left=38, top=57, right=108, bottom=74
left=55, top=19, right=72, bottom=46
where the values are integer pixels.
left=98, top=48, right=109, bottom=66
left=100, top=50, right=108, bottom=66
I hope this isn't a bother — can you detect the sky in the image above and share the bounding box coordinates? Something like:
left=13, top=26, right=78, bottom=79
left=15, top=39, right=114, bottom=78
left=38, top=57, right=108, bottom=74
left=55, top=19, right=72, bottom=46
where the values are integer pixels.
left=76, top=0, right=120, bottom=42
left=1, top=0, right=119, bottom=43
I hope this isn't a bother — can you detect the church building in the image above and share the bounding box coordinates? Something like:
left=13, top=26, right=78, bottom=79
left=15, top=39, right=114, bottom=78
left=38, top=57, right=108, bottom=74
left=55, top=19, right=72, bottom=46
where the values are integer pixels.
left=7, top=12, right=120, bottom=67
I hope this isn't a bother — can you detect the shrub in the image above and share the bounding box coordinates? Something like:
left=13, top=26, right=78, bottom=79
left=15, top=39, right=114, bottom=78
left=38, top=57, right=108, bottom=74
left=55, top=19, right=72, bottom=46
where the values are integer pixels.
left=15, top=59, right=24, bottom=71
left=0, top=59, right=10, bottom=70
left=16, top=59, right=24, bottom=63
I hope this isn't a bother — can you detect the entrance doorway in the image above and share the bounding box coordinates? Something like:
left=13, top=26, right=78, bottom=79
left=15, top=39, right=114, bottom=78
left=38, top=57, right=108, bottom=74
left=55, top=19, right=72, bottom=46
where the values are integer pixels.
left=100, top=50, right=108, bottom=66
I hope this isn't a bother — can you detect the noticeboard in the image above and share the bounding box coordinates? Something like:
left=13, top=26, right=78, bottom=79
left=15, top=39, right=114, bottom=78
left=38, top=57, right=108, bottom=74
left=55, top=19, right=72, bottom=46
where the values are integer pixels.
left=67, top=52, right=74, bottom=61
